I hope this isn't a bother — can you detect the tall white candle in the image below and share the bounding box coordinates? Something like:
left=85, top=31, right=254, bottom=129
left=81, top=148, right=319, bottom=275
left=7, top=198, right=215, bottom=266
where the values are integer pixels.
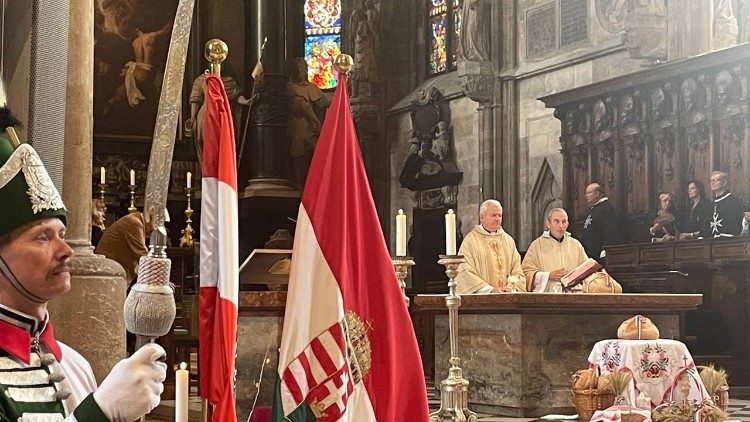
left=175, top=362, right=189, bottom=422
left=396, top=209, right=407, bottom=256
left=186, top=171, right=192, bottom=189
left=100, top=167, right=105, bottom=184
left=130, top=169, right=135, bottom=186
left=445, top=209, right=456, bottom=255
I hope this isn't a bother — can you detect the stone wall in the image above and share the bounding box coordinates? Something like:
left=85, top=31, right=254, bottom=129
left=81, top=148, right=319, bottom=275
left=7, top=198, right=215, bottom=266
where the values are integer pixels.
left=386, top=0, right=743, bottom=257
left=387, top=83, right=478, bottom=257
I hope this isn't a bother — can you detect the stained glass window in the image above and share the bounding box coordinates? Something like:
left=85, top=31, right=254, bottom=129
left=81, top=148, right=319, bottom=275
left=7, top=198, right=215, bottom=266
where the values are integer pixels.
left=428, top=0, right=462, bottom=75
left=304, top=0, right=342, bottom=89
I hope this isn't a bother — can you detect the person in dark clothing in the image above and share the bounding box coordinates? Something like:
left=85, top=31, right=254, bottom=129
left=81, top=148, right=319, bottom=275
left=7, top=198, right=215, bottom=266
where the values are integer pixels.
left=709, top=171, right=747, bottom=236
left=580, top=183, right=625, bottom=264
left=679, top=180, right=712, bottom=239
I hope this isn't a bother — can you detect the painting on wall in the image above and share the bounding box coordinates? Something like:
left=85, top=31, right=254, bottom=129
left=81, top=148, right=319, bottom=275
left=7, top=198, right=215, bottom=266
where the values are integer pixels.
left=93, top=0, right=179, bottom=138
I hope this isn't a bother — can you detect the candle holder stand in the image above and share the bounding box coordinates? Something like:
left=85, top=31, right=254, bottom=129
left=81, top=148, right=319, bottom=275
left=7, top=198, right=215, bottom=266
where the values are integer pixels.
left=429, top=254, right=477, bottom=422
left=98, top=183, right=107, bottom=213
left=128, top=184, right=137, bottom=213
left=391, top=256, right=414, bottom=307
left=180, top=187, right=195, bottom=247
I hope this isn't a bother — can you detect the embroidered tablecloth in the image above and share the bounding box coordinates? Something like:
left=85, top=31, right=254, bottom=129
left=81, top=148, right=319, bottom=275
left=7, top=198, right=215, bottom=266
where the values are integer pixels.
left=587, top=339, right=710, bottom=408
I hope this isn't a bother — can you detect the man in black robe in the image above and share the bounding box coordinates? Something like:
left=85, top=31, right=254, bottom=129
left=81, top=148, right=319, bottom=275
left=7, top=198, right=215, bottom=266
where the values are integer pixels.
left=709, top=171, right=747, bottom=236
left=580, top=183, right=625, bottom=264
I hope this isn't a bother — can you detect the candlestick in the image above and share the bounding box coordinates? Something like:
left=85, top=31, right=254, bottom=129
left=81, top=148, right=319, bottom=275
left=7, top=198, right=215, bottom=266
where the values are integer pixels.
left=130, top=169, right=135, bottom=186
left=396, top=209, right=406, bottom=257
left=100, top=166, right=106, bottom=184
left=391, top=256, right=414, bottom=307
left=98, top=183, right=107, bottom=216
left=445, top=209, right=456, bottom=255
left=180, top=187, right=195, bottom=247
left=429, top=254, right=476, bottom=422
left=128, top=184, right=137, bottom=213
left=175, top=362, right=189, bottom=422
left=186, top=171, right=192, bottom=189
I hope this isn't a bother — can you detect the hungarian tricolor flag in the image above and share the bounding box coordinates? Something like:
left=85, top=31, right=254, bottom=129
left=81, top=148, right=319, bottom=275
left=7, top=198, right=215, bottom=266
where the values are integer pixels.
left=272, top=73, right=429, bottom=421
left=199, top=73, right=239, bottom=422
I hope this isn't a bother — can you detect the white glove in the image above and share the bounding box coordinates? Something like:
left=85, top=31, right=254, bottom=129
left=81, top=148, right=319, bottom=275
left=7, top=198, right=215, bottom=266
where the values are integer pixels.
left=93, top=343, right=167, bottom=421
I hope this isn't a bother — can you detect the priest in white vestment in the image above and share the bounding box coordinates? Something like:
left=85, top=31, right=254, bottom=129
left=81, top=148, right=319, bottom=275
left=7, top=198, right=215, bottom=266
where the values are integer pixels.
left=522, top=208, right=588, bottom=292
left=455, top=200, right=526, bottom=293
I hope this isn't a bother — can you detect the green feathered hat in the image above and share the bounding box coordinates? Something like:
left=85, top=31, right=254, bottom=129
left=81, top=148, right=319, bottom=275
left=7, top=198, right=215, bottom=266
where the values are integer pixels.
left=0, top=133, right=67, bottom=236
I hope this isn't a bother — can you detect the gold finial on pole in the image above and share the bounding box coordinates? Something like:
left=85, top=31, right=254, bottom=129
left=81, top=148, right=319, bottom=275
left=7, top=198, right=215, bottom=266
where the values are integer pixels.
left=333, top=54, right=353, bottom=75
left=205, top=39, right=228, bottom=77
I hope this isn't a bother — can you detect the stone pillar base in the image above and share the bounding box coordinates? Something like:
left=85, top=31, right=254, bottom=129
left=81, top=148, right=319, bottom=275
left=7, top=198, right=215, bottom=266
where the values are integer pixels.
left=47, top=248, right=127, bottom=382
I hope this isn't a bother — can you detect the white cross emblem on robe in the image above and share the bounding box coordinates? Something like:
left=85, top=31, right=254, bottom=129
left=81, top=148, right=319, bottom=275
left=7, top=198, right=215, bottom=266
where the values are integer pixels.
left=710, top=210, right=723, bottom=235
left=584, top=215, right=593, bottom=229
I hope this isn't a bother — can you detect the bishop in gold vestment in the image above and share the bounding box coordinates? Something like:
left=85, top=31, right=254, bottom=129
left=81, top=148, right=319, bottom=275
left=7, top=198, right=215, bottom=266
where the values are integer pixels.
left=455, top=200, right=526, bottom=294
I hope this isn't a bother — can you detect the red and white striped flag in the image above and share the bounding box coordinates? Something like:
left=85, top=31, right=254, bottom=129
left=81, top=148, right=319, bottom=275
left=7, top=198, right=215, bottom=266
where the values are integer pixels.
left=199, top=73, right=239, bottom=422
left=272, top=72, right=430, bottom=421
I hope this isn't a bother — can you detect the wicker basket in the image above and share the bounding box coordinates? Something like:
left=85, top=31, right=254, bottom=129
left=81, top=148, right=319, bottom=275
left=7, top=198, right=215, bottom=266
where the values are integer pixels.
left=714, top=384, right=729, bottom=412
left=573, top=389, right=616, bottom=422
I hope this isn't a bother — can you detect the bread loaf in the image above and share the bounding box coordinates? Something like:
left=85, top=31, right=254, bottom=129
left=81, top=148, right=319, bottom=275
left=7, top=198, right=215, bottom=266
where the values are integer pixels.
left=617, top=315, right=659, bottom=340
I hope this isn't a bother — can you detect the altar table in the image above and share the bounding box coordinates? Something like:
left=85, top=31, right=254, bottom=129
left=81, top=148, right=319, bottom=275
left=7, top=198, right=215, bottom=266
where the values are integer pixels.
left=588, top=339, right=711, bottom=408
left=412, top=293, right=703, bottom=417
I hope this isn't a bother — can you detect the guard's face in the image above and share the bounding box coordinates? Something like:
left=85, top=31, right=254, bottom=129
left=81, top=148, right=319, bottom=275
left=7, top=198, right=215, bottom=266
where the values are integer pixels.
left=480, top=205, right=503, bottom=232
left=546, top=210, right=569, bottom=238
left=0, top=218, right=73, bottom=301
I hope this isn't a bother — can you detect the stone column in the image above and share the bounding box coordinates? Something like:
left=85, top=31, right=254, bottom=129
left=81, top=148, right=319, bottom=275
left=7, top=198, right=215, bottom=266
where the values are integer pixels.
left=494, top=0, right=520, bottom=238
left=241, top=0, right=293, bottom=193
left=46, top=0, right=128, bottom=382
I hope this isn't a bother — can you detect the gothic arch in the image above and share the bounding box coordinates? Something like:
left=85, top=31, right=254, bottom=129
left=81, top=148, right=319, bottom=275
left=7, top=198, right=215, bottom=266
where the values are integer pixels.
left=530, top=158, right=562, bottom=237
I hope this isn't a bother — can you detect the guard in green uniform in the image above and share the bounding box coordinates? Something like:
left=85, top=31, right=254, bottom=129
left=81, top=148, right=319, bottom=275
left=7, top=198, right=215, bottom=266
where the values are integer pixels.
left=0, top=116, right=166, bottom=421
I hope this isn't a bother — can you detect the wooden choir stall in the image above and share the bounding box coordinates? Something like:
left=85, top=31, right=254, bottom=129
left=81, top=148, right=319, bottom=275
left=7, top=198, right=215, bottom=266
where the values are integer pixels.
left=539, top=43, right=750, bottom=391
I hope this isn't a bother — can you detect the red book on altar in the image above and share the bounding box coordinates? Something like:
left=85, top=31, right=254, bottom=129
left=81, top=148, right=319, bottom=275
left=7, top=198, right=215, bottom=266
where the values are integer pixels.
left=561, top=258, right=603, bottom=288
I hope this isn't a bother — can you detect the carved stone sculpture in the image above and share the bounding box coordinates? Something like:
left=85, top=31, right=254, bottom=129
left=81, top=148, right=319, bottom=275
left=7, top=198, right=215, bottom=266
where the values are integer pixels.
left=622, top=0, right=667, bottom=61
left=349, top=0, right=380, bottom=100
left=458, top=0, right=490, bottom=62
left=714, top=0, right=739, bottom=49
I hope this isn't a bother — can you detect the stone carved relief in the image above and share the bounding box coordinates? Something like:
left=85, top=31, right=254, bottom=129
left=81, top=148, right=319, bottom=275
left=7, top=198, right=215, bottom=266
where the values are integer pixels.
left=459, top=74, right=494, bottom=103
left=742, top=0, right=750, bottom=42
left=714, top=0, right=739, bottom=49
left=458, top=0, right=491, bottom=62
left=595, top=0, right=628, bottom=34
left=399, top=87, right=463, bottom=194
left=622, top=0, right=667, bottom=61
left=348, top=0, right=381, bottom=101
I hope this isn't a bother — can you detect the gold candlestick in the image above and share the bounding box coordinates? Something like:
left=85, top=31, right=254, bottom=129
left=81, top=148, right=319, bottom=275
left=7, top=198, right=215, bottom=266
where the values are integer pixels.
left=429, top=254, right=477, bottom=422
left=128, top=184, right=137, bottom=213
left=99, top=183, right=107, bottom=213
left=391, top=256, right=414, bottom=307
left=180, top=187, right=195, bottom=247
